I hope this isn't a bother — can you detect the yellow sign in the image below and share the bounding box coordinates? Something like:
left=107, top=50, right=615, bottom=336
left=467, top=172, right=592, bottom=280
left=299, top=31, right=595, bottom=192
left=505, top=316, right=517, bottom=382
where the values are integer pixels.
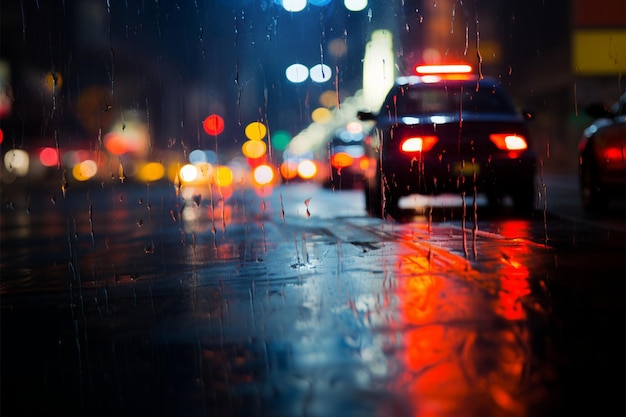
left=573, top=29, right=626, bottom=75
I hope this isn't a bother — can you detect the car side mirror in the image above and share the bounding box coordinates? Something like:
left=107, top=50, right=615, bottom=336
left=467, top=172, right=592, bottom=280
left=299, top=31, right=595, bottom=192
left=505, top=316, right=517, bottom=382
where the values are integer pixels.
left=357, top=110, right=376, bottom=121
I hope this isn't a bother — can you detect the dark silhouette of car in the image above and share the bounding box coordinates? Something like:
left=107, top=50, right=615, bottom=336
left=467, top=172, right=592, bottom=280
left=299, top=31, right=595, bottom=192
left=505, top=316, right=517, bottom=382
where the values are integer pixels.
left=578, top=93, right=626, bottom=212
left=357, top=64, right=537, bottom=219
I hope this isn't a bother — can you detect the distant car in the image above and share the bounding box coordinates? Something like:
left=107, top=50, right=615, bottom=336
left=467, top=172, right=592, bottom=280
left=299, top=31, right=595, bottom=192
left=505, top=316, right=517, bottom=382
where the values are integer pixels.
left=324, top=128, right=369, bottom=190
left=357, top=64, right=537, bottom=218
left=578, top=93, right=626, bottom=212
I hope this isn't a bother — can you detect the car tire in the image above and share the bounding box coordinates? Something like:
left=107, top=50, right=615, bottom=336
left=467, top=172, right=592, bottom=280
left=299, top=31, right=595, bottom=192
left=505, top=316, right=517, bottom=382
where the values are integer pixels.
left=364, top=171, right=383, bottom=218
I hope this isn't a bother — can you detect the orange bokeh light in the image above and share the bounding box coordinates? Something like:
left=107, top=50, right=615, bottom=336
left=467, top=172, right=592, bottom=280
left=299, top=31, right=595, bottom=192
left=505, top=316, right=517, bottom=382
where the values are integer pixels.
left=330, top=152, right=354, bottom=168
left=104, top=133, right=129, bottom=155
left=280, top=160, right=299, bottom=180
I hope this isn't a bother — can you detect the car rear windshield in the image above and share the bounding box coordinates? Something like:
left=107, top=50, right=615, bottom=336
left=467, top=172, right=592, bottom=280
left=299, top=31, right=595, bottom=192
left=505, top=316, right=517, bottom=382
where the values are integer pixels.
left=385, top=80, right=518, bottom=116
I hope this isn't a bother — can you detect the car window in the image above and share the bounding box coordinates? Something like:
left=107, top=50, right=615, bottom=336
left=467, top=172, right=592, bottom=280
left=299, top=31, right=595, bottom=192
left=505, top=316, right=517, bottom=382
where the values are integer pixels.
left=384, top=81, right=517, bottom=117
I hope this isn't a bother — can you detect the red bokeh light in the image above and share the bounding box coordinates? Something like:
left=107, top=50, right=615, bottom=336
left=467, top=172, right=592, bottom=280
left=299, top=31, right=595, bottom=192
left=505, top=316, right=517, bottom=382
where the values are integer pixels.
left=39, top=147, right=59, bottom=167
left=203, top=114, right=225, bottom=136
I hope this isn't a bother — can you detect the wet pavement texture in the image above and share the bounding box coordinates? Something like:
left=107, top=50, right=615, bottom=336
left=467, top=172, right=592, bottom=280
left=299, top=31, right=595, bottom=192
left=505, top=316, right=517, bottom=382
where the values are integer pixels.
left=1, top=180, right=624, bottom=417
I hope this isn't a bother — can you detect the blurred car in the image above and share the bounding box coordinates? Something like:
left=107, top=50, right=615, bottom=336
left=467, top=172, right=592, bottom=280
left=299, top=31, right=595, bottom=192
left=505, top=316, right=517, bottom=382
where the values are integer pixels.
left=357, top=64, right=537, bottom=218
left=324, top=128, right=369, bottom=189
left=578, top=93, right=626, bottom=212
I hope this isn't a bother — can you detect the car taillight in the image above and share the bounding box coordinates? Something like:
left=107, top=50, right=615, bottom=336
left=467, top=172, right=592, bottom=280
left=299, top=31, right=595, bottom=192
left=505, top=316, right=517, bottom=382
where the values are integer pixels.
left=400, top=136, right=438, bottom=153
left=489, top=134, right=528, bottom=151
left=415, top=64, right=472, bottom=74
left=331, top=152, right=354, bottom=168
left=414, top=64, right=474, bottom=81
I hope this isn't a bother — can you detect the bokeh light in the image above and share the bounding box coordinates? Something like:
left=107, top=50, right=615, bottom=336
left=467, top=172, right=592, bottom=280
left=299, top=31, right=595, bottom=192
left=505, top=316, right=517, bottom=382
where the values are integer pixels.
left=319, top=90, right=339, bottom=108
left=280, top=160, right=299, bottom=180
left=309, top=0, right=332, bottom=6
left=328, top=38, right=348, bottom=58
left=242, top=140, right=267, bottom=159
left=309, top=64, right=332, bottom=83
left=4, top=149, right=29, bottom=176
left=282, top=0, right=307, bottom=12
left=244, top=121, right=267, bottom=141
left=214, top=165, right=234, bottom=187
left=189, top=149, right=208, bottom=164
left=285, top=63, right=309, bottom=83
left=137, top=161, right=165, bottom=182
left=189, top=149, right=218, bottom=165
left=271, top=130, right=292, bottom=151
left=39, top=147, right=59, bottom=167
left=179, top=164, right=198, bottom=182
left=311, top=107, right=332, bottom=123
left=297, top=159, right=318, bottom=179
left=253, top=164, right=275, bottom=185
left=104, top=116, right=150, bottom=156
left=203, top=114, right=225, bottom=136
left=344, top=0, right=368, bottom=12
left=346, top=121, right=363, bottom=133
left=331, top=152, right=354, bottom=168
left=72, top=160, right=98, bottom=181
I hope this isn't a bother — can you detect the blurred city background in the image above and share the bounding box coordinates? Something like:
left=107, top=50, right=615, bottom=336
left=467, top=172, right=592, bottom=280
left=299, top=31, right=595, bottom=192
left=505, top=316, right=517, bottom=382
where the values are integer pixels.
left=0, top=0, right=624, bottom=192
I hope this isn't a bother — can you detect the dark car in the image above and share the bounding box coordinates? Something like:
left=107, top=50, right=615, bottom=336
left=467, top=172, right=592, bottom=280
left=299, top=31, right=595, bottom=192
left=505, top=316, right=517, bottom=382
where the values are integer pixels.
left=357, top=64, right=537, bottom=218
left=578, top=93, right=626, bottom=212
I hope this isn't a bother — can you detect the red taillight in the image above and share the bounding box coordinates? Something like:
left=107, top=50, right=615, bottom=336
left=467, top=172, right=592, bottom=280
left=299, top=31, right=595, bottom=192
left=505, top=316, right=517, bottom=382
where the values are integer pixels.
left=489, top=134, right=528, bottom=151
left=400, top=136, right=438, bottom=153
left=415, top=64, right=473, bottom=75
left=331, top=152, right=354, bottom=168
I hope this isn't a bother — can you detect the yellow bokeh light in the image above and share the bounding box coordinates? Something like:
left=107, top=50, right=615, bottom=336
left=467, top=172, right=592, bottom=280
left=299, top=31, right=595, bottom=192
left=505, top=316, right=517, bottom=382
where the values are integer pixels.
left=311, top=107, right=332, bottom=123
left=214, top=165, right=233, bottom=187
left=72, top=160, right=98, bottom=181
left=137, top=162, right=165, bottom=182
left=245, top=121, right=267, bottom=141
left=242, top=140, right=267, bottom=159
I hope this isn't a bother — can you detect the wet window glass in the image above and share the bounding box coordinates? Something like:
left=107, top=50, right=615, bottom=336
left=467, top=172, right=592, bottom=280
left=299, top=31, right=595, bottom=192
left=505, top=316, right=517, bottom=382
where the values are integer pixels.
left=1, top=1, right=624, bottom=417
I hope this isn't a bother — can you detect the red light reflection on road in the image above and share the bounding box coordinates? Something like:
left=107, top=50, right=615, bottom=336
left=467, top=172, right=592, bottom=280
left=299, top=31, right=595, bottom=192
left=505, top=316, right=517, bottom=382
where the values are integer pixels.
left=494, top=220, right=532, bottom=321
left=390, top=220, right=537, bottom=417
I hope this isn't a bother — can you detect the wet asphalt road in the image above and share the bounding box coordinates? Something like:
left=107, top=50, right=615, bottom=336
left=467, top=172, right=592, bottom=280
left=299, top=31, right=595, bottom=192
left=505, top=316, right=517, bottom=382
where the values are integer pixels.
left=0, top=175, right=624, bottom=417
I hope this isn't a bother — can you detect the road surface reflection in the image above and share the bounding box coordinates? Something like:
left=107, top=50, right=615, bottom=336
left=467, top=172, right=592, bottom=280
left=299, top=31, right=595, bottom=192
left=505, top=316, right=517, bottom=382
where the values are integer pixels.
left=387, top=219, right=551, bottom=417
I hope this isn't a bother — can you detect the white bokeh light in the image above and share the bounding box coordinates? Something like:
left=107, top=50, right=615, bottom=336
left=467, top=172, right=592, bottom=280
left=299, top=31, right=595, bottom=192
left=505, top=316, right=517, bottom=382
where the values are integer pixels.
left=309, top=64, right=332, bottom=83
left=344, top=0, right=368, bottom=12
left=282, top=0, right=307, bottom=12
left=285, top=63, right=309, bottom=83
